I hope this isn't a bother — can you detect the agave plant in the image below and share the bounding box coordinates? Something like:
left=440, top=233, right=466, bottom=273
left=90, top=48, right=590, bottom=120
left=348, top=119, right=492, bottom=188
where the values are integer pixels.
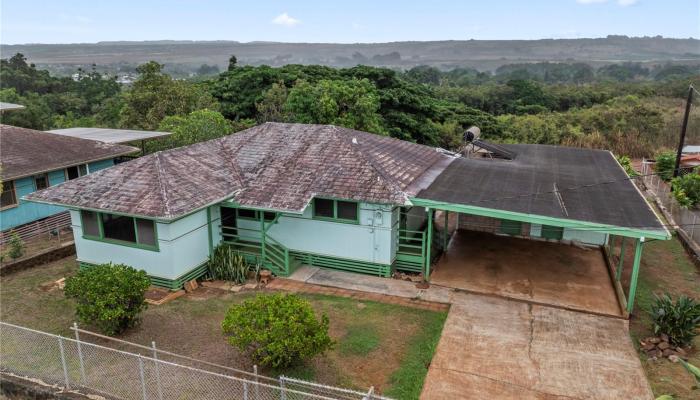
left=208, top=244, right=249, bottom=284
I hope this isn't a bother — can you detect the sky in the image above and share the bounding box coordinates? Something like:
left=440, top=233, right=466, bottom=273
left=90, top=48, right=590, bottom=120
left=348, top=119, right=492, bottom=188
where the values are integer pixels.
left=1, top=0, right=698, bottom=45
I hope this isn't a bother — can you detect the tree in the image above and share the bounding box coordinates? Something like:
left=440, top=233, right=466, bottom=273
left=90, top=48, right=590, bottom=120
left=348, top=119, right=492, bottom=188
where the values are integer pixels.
left=285, top=78, right=385, bottom=134
left=151, top=109, right=239, bottom=152
left=120, top=61, right=218, bottom=130
left=64, top=263, right=150, bottom=335
left=221, top=293, right=334, bottom=368
left=227, top=55, right=238, bottom=71
left=256, top=81, right=289, bottom=122
left=655, top=151, right=677, bottom=181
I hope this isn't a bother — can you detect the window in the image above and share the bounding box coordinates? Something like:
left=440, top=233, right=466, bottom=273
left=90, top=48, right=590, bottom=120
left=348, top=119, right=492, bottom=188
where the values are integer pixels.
left=263, top=211, right=277, bottom=222
left=102, top=213, right=137, bottom=242
left=312, top=198, right=358, bottom=223
left=34, top=174, right=49, bottom=190
left=81, top=210, right=100, bottom=237
left=0, top=180, right=17, bottom=209
left=66, top=164, right=88, bottom=180
left=237, top=208, right=258, bottom=219
left=80, top=210, right=158, bottom=250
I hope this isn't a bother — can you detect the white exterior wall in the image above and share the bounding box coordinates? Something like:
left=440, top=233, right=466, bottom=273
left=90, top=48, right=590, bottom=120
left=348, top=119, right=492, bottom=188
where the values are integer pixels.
left=71, top=208, right=213, bottom=280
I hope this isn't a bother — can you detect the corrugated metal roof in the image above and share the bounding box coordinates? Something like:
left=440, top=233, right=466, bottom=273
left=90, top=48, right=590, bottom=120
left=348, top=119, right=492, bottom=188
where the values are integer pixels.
left=0, top=124, right=139, bottom=181
left=26, top=123, right=451, bottom=220
left=47, top=127, right=171, bottom=144
left=682, top=145, right=700, bottom=154
left=0, top=102, right=25, bottom=112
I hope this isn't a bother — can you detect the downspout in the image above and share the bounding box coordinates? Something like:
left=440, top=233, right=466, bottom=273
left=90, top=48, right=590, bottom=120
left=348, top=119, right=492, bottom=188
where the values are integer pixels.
left=206, top=207, right=213, bottom=258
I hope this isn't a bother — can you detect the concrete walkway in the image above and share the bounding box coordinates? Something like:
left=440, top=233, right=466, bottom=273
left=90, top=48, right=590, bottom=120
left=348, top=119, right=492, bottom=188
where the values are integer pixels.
left=286, top=266, right=653, bottom=399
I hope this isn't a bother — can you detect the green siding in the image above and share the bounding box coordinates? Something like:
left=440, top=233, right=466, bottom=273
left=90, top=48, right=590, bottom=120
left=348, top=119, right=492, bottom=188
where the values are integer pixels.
left=541, top=225, right=564, bottom=240
left=499, top=219, right=522, bottom=236
left=79, top=260, right=209, bottom=290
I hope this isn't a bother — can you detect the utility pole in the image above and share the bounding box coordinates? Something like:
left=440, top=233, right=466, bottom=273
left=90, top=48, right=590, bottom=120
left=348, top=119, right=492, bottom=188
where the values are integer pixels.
left=673, top=85, right=694, bottom=178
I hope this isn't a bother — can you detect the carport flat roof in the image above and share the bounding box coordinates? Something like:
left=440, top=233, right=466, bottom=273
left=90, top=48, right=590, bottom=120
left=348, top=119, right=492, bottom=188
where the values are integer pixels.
left=46, top=127, right=171, bottom=144
left=414, top=144, right=668, bottom=239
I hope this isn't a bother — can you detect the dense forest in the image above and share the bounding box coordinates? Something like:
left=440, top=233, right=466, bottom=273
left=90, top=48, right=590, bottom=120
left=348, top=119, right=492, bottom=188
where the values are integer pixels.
left=1, top=53, right=699, bottom=158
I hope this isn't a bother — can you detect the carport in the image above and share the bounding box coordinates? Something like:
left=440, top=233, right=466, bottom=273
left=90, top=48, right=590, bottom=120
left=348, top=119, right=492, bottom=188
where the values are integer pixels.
left=410, top=144, right=669, bottom=315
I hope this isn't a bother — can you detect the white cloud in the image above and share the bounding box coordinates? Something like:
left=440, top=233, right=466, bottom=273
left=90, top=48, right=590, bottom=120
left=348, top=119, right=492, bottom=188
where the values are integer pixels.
left=617, top=0, right=639, bottom=6
left=272, top=12, right=301, bottom=27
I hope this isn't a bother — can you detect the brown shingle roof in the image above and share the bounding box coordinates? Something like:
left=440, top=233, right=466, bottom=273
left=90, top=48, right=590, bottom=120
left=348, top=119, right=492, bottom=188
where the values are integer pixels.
left=1, top=124, right=138, bottom=181
left=26, top=123, right=451, bottom=220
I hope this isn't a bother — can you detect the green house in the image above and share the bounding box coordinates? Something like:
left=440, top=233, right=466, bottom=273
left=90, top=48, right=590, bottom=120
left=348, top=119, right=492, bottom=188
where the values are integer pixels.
left=26, top=123, right=668, bottom=312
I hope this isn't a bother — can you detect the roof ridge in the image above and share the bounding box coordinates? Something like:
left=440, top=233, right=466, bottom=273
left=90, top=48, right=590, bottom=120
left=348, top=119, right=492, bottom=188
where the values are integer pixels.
left=153, top=152, right=172, bottom=217
left=330, top=125, right=407, bottom=202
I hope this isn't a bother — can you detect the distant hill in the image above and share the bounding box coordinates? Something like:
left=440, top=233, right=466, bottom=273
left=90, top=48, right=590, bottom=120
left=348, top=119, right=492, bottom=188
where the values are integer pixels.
left=2, top=36, right=699, bottom=71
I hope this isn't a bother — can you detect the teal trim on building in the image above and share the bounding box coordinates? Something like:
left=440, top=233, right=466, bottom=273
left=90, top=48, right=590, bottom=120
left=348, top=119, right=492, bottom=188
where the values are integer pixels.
left=2, top=159, right=117, bottom=231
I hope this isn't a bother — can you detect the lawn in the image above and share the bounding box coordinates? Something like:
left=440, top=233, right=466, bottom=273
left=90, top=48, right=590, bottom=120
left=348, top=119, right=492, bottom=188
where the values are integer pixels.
left=0, top=257, right=447, bottom=399
left=613, top=234, right=700, bottom=399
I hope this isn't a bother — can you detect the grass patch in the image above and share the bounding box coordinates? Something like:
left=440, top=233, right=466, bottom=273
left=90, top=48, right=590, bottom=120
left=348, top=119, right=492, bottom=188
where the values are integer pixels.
left=338, top=324, right=380, bottom=356
left=384, top=309, right=448, bottom=400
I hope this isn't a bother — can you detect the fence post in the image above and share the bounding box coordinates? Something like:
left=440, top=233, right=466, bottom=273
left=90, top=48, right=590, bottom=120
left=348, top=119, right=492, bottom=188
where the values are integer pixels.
left=253, top=365, right=259, bottom=400
left=364, top=386, right=375, bottom=400
left=152, top=342, right=164, bottom=400
left=138, top=356, right=147, bottom=400
left=279, top=375, right=287, bottom=400
left=58, top=337, right=70, bottom=389
left=243, top=381, right=249, bottom=400
left=691, top=214, right=698, bottom=241
left=73, top=322, right=86, bottom=384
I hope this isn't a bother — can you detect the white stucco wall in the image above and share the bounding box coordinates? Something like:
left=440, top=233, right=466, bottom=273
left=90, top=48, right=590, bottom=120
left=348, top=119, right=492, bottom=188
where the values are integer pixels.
left=71, top=208, right=212, bottom=280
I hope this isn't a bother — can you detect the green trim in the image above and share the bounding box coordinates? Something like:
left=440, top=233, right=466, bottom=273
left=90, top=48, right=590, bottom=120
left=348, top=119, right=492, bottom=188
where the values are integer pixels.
left=410, top=198, right=670, bottom=240
left=79, top=261, right=209, bottom=290
left=79, top=210, right=159, bottom=252
left=627, top=238, right=644, bottom=314
left=311, top=198, right=360, bottom=224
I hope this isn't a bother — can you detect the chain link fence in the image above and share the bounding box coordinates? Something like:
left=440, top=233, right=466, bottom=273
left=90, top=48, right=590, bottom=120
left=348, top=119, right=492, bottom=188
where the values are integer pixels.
left=640, top=161, right=700, bottom=243
left=0, top=321, right=392, bottom=400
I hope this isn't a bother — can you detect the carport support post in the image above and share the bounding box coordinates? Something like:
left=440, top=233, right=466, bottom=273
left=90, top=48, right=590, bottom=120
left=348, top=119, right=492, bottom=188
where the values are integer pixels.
left=443, top=211, right=449, bottom=250
left=425, top=208, right=434, bottom=280
left=626, top=237, right=644, bottom=314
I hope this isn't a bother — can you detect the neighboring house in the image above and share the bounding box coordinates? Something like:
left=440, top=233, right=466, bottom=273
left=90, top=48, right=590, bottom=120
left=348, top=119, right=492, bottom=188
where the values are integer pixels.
left=26, top=123, right=668, bottom=311
left=682, top=145, right=700, bottom=155
left=0, top=124, right=138, bottom=232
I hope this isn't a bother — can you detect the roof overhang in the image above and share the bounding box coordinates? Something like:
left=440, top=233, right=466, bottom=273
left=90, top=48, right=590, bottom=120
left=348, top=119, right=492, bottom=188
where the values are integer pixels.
left=410, top=197, right=670, bottom=241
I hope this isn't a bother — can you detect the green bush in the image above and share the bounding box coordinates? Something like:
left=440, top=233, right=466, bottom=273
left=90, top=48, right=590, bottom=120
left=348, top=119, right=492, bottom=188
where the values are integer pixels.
left=671, top=171, right=700, bottom=208
left=208, top=244, right=248, bottom=284
left=616, top=155, right=638, bottom=177
left=650, top=293, right=700, bottom=347
left=655, top=151, right=677, bottom=181
left=221, top=293, right=334, bottom=368
left=64, top=263, right=151, bottom=335
left=6, top=232, right=24, bottom=259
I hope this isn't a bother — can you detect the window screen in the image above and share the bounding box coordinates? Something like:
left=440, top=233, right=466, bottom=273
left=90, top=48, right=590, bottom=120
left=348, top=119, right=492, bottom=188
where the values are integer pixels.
left=78, top=164, right=88, bottom=176
left=35, top=174, right=49, bottom=190
left=263, top=212, right=277, bottom=221
left=101, top=213, right=137, bottom=243
left=81, top=210, right=100, bottom=237
left=0, top=181, right=17, bottom=209
left=313, top=198, right=334, bottom=218
left=135, top=218, right=156, bottom=246
left=336, top=201, right=358, bottom=221
left=237, top=209, right=257, bottom=219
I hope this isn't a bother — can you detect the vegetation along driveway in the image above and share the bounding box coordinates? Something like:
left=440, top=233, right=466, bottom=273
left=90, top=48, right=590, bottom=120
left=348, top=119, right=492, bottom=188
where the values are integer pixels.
left=420, top=292, right=652, bottom=399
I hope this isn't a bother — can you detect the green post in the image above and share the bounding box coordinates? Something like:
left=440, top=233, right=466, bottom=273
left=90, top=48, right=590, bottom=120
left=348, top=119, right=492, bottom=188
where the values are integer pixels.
left=425, top=208, right=434, bottom=280
left=260, top=212, right=266, bottom=264
left=206, top=207, right=214, bottom=257
left=616, top=236, right=626, bottom=281
left=626, top=238, right=644, bottom=314
left=443, top=210, right=449, bottom=251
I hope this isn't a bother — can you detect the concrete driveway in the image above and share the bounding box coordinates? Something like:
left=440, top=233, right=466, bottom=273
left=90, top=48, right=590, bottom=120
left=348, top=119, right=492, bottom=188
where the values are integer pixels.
left=420, top=292, right=653, bottom=400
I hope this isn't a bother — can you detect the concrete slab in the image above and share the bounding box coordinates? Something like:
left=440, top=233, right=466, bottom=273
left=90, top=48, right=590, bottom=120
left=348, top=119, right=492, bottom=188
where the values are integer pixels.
left=421, top=295, right=653, bottom=400
left=431, top=231, right=622, bottom=317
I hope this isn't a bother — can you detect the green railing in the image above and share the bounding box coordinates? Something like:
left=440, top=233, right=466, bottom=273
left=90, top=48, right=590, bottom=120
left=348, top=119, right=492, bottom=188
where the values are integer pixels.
left=220, top=223, right=298, bottom=277
left=394, top=228, right=426, bottom=273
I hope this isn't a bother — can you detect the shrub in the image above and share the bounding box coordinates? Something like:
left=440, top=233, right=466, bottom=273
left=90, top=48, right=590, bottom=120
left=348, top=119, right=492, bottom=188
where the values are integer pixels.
left=650, top=293, right=700, bottom=347
left=6, top=232, right=24, bottom=259
left=208, top=244, right=248, bottom=284
left=221, top=293, right=334, bottom=368
left=671, top=171, right=700, bottom=208
left=616, top=155, right=638, bottom=177
left=655, top=151, right=676, bottom=181
left=64, top=263, right=151, bottom=335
